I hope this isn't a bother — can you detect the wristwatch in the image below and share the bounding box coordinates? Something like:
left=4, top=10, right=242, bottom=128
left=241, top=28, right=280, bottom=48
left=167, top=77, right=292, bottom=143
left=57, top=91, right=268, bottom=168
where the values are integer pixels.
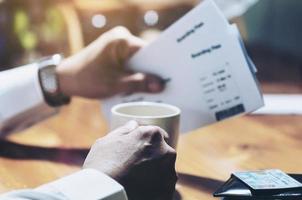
left=38, top=54, right=71, bottom=107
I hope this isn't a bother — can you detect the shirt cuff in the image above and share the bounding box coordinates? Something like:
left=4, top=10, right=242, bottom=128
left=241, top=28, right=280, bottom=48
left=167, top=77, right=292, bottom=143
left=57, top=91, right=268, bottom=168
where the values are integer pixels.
left=36, top=169, right=128, bottom=200
left=0, top=63, right=57, bottom=135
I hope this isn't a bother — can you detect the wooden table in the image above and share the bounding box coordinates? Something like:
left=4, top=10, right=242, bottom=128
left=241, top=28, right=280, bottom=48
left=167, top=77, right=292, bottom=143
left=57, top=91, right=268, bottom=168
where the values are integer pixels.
left=1, top=97, right=302, bottom=200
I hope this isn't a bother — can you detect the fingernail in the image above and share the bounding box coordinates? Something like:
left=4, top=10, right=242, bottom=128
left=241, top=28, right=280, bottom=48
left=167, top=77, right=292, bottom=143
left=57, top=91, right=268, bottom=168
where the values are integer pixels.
left=148, top=79, right=163, bottom=93
left=125, top=120, right=138, bottom=129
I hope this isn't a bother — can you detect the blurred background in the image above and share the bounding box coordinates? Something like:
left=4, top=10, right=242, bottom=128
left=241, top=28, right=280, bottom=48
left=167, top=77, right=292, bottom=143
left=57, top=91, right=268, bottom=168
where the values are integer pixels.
left=0, top=0, right=301, bottom=93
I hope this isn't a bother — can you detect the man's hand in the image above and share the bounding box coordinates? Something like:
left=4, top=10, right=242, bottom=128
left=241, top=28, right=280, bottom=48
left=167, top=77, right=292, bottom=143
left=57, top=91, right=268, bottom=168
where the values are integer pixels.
left=83, top=121, right=177, bottom=200
left=56, top=27, right=164, bottom=99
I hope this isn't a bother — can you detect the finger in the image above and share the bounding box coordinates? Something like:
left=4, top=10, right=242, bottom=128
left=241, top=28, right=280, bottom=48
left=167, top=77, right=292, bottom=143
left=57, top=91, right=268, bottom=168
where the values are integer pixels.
left=112, top=26, right=147, bottom=58
left=136, top=124, right=172, bottom=147
left=160, top=129, right=171, bottom=144
left=109, top=27, right=146, bottom=65
left=132, top=125, right=169, bottom=146
left=109, top=120, right=139, bottom=136
left=127, top=35, right=147, bottom=58
left=118, top=72, right=165, bottom=94
left=164, top=143, right=177, bottom=156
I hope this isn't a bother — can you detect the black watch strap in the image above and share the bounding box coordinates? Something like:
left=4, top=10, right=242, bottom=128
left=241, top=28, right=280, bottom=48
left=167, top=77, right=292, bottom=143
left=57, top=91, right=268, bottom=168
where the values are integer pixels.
left=38, top=54, right=71, bottom=107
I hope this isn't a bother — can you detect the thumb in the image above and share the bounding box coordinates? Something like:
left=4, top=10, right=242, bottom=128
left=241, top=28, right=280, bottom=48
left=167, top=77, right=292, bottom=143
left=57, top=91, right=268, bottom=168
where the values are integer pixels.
left=119, top=72, right=165, bottom=94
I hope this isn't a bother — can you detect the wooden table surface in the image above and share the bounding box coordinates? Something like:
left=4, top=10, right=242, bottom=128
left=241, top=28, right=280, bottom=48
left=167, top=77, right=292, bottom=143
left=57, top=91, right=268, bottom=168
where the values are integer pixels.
left=1, top=97, right=302, bottom=200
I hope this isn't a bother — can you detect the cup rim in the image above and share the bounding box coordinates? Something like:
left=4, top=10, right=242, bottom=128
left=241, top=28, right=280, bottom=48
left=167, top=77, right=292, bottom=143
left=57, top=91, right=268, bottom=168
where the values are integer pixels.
left=111, top=101, right=181, bottom=119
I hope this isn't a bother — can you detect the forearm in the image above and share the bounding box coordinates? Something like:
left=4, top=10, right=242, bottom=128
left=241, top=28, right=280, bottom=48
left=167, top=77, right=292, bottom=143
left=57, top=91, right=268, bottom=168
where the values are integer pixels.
left=0, top=169, right=128, bottom=200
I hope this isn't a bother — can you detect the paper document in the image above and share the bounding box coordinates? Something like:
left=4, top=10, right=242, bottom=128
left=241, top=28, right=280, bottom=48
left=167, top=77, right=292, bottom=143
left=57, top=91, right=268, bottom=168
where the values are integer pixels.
left=102, top=0, right=264, bottom=132
left=214, top=0, right=258, bottom=19
left=254, top=94, right=302, bottom=115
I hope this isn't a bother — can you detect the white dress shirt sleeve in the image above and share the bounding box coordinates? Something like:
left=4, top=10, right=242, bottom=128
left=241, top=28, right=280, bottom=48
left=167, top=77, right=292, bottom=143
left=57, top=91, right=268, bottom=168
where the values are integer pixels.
left=0, top=63, right=57, bottom=136
left=0, top=169, right=128, bottom=200
left=0, top=65, right=128, bottom=200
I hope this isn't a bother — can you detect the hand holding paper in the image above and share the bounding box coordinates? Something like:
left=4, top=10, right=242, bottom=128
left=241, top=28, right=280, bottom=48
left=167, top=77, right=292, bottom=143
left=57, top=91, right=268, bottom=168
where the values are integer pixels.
left=102, top=0, right=264, bottom=132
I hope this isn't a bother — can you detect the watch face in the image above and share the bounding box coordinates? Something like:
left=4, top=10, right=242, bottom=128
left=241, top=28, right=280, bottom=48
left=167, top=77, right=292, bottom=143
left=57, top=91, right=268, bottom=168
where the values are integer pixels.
left=37, top=56, right=70, bottom=107
left=40, top=65, right=58, bottom=94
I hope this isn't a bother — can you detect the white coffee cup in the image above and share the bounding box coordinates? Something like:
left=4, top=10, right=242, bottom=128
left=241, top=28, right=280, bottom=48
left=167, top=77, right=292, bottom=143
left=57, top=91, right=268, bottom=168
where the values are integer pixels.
left=111, top=102, right=181, bottom=148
